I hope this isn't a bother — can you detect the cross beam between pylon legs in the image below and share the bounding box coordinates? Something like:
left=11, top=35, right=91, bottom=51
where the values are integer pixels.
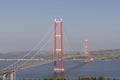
left=53, top=18, right=64, bottom=73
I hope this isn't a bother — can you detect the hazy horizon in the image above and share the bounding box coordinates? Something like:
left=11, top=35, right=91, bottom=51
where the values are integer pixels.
left=0, top=0, right=120, bottom=53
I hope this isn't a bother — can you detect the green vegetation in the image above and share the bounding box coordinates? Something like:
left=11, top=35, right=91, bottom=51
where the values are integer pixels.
left=42, top=77, right=68, bottom=80
left=78, top=76, right=106, bottom=80
left=79, top=77, right=93, bottom=80
left=98, top=76, right=106, bottom=80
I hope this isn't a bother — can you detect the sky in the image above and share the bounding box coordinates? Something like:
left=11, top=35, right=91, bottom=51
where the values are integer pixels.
left=0, top=0, right=120, bottom=53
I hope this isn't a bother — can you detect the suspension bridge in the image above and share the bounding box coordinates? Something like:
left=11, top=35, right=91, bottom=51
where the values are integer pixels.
left=0, top=18, right=92, bottom=80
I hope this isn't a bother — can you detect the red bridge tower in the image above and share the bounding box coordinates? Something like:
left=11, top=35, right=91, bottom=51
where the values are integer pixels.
left=53, top=18, right=64, bottom=73
left=84, top=39, right=91, bottom=62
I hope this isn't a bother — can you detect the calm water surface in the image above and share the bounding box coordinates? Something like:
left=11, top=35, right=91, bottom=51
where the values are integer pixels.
left=0, top=60, right=120, bottom=80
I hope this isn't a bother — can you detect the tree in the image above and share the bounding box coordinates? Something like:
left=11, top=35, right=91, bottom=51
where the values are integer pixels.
left=98, top=76, right=106, bottom=80
left=43, top=78, right=49, bottom=80
left=79, top=77, right=93, bottom=80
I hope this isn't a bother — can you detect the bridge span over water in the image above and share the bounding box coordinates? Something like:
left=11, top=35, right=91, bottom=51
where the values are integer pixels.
left=0, top=18, right=92, bottom=80
left=0, top=55, right=91, bottom=80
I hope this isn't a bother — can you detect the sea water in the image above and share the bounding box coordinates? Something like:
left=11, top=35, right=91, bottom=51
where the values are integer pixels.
left=0, top=60, right=120, bottom=80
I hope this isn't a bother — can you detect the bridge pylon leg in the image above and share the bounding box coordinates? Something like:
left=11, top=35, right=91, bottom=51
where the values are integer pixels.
left=2, top=74, right=7, bottom=80
left=10, top=72, right=15, bottom=80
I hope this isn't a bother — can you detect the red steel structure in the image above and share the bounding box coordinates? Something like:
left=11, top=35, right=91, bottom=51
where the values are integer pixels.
left=54, top=18, right=64, bottom=73
left=84, top=39, right=91, bottom=62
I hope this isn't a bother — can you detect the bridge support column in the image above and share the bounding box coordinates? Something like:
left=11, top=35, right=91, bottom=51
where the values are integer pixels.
left=84, top=39, right=91, bottom=62
left=10, top=72, right=14, bottom=80
left=53, top=18, right=64, bottom=73
left=2, top=74, right=7, bottom=80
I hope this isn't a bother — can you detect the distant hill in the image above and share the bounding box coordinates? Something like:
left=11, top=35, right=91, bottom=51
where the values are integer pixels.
left=91, top=49, right=120, bottom=60
left=0, top=49, right=120, bottom=60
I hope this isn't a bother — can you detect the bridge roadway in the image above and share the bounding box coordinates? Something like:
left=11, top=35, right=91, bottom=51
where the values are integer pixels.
left=0, top=55, right=86, bottom=80
left=0, top=55, right=84, bottom=74
left=0, top=60, right=53, bottom=74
